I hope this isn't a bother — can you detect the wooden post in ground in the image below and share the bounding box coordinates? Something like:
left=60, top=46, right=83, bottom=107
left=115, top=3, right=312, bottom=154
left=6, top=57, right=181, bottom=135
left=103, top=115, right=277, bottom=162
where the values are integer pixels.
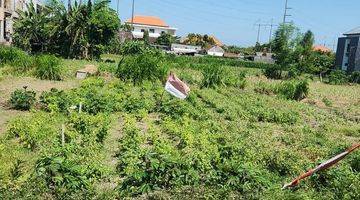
left=61, top=124, right=65, bottom=147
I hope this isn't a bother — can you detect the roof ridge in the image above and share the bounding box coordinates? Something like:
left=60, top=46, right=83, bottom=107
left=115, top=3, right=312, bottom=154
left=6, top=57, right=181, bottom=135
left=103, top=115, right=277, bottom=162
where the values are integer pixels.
left=344, top=26, right=360, bottom=35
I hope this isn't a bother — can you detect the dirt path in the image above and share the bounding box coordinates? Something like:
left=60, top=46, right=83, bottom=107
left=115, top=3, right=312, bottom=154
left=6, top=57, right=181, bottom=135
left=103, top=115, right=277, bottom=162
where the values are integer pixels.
left=97, top=115, right=124, bottom=192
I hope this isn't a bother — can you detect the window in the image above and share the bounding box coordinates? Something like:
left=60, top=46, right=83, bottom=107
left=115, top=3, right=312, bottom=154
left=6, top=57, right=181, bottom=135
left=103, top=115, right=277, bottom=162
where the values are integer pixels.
left=141, top=29, right=145, bottom=32
left=149, top=29, right=155, bottom=33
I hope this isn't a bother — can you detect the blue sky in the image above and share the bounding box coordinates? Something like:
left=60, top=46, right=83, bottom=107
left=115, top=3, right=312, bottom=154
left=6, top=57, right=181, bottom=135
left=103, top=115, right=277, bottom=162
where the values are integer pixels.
left=109, top=0, right=359, bottom=48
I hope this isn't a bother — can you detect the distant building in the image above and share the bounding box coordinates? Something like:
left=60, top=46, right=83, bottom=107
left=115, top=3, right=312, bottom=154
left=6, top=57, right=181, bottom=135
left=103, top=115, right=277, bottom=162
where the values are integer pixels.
left=254, top=52, right=275, bottom=64
left=313, top=45, right=332, bottom=53
left=206, top=45, right=225, bottom=57
left=223, top=52, right=240, bottom=59
left=0, top=0, right=41, bottom=45
left=335, top=27, right=360, bottom=72
left=171, top=43, right=201, bottom=55
left=126, top=15, right=177, bottom=42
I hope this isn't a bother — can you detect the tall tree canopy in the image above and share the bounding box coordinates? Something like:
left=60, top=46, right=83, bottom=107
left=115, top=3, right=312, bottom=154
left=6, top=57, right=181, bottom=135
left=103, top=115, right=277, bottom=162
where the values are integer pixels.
left=13, top=0, right=120, bottom=59
left=183, top=33, right=216, bottom=48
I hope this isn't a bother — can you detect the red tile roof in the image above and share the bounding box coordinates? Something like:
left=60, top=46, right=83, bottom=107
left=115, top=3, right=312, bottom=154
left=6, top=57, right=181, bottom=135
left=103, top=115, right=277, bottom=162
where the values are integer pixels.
left=126, top=15, right=169, bottom=27
left=313, top=45, right=332, bottom=53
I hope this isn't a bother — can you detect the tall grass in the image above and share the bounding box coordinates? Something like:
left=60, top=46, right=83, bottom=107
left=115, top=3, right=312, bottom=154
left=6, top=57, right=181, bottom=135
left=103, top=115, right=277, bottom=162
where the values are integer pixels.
left=34, top=54, right=63, bottom=81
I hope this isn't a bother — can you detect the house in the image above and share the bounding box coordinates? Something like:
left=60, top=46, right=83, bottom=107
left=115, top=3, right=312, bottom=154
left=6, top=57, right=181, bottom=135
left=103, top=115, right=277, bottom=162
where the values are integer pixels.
left=206, top=46, right=225, bottom=57
left=335, top=27, right=360, bottom=72
left=313, top=45, right=332, bottom=53
left=171, top=43, right=202, bottom=55
left=126, top=15, right=177, bottom=42
left=0, top=0, right=41, bottom=45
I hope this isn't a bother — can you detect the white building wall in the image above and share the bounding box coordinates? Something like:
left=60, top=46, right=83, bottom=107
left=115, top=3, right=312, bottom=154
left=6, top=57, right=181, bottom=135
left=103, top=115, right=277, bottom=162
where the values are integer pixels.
left=132, top=24, right=176, bottom=39
left=207, top=51, right=224, bottom=57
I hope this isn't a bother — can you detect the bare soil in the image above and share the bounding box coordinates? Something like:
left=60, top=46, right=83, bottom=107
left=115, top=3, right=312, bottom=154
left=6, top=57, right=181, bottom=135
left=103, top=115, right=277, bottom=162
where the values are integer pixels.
left=0, top=76, right=81, bottom=135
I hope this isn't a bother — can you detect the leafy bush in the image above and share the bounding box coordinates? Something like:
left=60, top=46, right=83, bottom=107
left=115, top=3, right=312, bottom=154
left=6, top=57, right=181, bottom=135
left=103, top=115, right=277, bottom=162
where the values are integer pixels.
left=6, top=113, right=58, bottom=150
left=9, top=87, right=36, bottom=110
left=201, top=65, right=227, bottom=88
left=35, top=153, right=91, bottom=191
left=116, top=51, right=168, bottom=85
left=349, top=71, right=360, bottom=84
left=0, top=46, right=34, bottom=73
left=263, top=64, right=283, bottom=79
left=40, top=88, right=71, bottom=113
left=120, top=41, right=147, bottom=55
left=327, top=70, right=348, bottom=85
left=276, top=80, right=309, bottom=101
left=224, top=70, right=247, bottom=89
left=67, top=113, right=110, bottom=144
left=254, top=81, right=275, bottom=95
left=34, top=54, right=63, bottom=81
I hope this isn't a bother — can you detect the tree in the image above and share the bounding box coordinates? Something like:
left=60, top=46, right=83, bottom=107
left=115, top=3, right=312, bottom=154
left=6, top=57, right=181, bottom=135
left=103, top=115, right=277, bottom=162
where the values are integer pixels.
left=13, top=2, right=51, bottom=52
left=143, top=30, right=150, bottom=45
left=13, top=0, right=120, bottom=59
left=155, top=32, right=174, bottom=46
left=270, top=24, right=301, bottom=78
left=294, top=30, right=315, bottom=73
left=183, top=33, right=216, bottom=48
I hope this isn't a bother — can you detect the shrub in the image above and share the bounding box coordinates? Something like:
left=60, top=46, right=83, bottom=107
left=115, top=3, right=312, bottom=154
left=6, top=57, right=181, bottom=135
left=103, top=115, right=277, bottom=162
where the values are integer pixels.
left=276, top=80, right=309, bottom=101
left=116, top=51, right=168, bottom=85
left=6, top=113, right=58, bottom=150
left=35, top=153, right=90, bottom=191
left=263, top=64, right=283, bottom=79
left=40, top=88, right=71, bottom=113
left=327, top=70, right=348, bottom=85
left=120, top=41, right=147, bottom=55
left=349, top=71, right=360, bottom=84
left=10, top=87, right=36, bottom=110
left=224, top=70, right=247, bottom=89
left=254, top=81, right=275, bottom=95
left=0, top=46, right=34, bottom=73
left=201, top=65, right=227, bottom=88
left=34, top=54, right=63, bottom=81
left=68, top=113, right=110, bottom=144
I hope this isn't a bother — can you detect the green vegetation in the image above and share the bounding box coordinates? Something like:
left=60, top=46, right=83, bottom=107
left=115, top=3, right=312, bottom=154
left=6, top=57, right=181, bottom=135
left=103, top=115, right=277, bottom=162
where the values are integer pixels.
left=10, top=87, right=36, bottom=111
left=1, top=8, right=360, bottom=198
left=1, top=52, right=359, bottom=199
left=34, top=54, right=63, bottom=80
left=13, top=0, right=120, bottom=59
left=116, top=50, right=168, bottom=85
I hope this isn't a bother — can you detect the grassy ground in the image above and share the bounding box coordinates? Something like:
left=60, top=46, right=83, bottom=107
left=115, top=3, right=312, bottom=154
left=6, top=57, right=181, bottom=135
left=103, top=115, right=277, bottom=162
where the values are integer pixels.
left=0, top=56, right=359, bottom=199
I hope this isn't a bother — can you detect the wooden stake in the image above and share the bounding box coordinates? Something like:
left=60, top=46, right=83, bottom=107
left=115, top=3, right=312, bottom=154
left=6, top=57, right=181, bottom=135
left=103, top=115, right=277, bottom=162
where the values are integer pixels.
left=79, top=102, right=82, bottom=113
left=61, top=124, right=65, bottom=147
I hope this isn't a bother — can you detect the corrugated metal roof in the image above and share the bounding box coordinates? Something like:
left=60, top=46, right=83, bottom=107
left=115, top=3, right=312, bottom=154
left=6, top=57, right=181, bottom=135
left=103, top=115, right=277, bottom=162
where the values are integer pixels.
left=344, top=27, right=360, bottom=35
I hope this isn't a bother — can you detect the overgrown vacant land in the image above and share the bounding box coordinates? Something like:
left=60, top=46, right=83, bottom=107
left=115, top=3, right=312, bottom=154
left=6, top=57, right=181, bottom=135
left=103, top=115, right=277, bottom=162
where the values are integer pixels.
left=0, top=52, right=359, bottom=199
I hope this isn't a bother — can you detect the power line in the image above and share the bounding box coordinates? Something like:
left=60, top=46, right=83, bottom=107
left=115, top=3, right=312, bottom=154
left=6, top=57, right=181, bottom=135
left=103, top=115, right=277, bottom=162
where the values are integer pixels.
left=283, top=0, right=292, bottom=24
left=254, top=19, right=277, bottom=47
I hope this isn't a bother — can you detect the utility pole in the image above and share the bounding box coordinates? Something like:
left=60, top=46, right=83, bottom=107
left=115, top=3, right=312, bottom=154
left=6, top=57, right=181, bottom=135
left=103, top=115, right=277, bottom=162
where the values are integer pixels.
left=255, top=20, right=277, bottom=51
left=256, top=23, right=261, bottom=44
left=283, top=0, right=292, bottom=24
left=131, top=0, right=135, bottom=27
left=131, top=0, right=135, bottom=40
left=117, top=0, right=120, bottom=15
left=269, top=18, right=274, bottom=53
